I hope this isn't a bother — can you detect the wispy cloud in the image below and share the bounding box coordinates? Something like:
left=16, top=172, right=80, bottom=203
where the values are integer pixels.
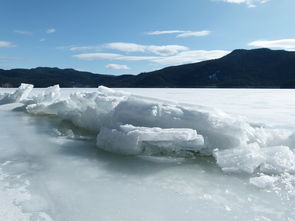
left=0, top=41, right=15, bottom=48
left=176, top=31, right=211, bottom=38
left=56, top=45, right=101, bottom=51
left=69, top=46, right=101, bottom=51
left=248, top=39, right=295, bottom=50
left=0, top=56, right=10, bottom=60
left=59, top=42, right=188, bottom=56
left=73, top=53, right=120, bottom=60
left=104, top=42, right=188, bottom=56
left=105, top=42, right=146, bottom=53
left=14, top=30, right=32, bottom=35
left=219, top=0, right=269, bottom=8
left=152, top=50, right=230, bottom=65
left=0, top=56, right=19, bottom=60
left=146, top=30, right=210, bottom=38
left=106, top=64, right=130, bottom=70
left=73, top=52, right=158, bottom=61
left=73, top=50, right=229, bottom=65
left=46, top=28, right=56, bottom=34
left=147, top=30, right=185, bottom=35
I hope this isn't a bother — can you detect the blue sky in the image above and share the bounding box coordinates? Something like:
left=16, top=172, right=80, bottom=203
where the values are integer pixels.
left=0, top=0, right=294, bottom=75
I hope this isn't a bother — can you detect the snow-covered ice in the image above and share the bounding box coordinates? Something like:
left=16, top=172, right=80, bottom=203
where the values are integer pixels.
left=1, top=84, right=295, bottom=221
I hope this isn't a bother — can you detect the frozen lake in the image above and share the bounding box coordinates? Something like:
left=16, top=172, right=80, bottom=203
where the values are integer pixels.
left=0, top=86, right=295, bottom=221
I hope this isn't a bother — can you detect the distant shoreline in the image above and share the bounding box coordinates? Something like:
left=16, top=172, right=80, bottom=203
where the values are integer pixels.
left=2, top=48, right=295, bottom=88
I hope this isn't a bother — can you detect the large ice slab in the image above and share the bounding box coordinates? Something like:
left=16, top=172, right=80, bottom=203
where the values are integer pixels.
left=97, top=124, right=204, bottom=155
left=25, top=86, right=255, bottom=154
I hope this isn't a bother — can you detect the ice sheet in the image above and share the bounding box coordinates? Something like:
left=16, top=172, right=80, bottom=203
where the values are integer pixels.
left=1, top=85, right=295, bottom=220
left=2, top=84, right=295, bottom=178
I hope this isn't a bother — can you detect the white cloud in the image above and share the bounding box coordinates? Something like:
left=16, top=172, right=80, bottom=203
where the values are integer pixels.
left=73, top=52, right=158, bottom=61
left=46, top=28, right=56, bottom=34
left=146, top=45, right=188, bottom=56
left=248, top=39, right=295, bottom=50
left=74, top=53, right=121, bottom=60
left=73, top=50, right=229, bottom=66
left=116, top=55, right=159, bottom=61
left=55, top=45, right=101, bottom=51
left=177, top=31, right=211, bottom=38
left=105, top=42, right=146, bottom=53
left=62, top=42, right=188, bottom=56
left=104, top=42, right=188, bottom=56
left=106, top=64, right=130, bottom=70
left=0, top=41, right=15, bottom=48
left=14, top=30, right=32, bottom=35
left=40, top=38, right=46, bottom=42
left=147, top=30, right=185, bottom=35
left=146, top=30, right=210, bottom=38
left=70, top=46, right=101, bottom=51
left=220, top=0, right=269, bottom=7
left=152, top=50, right=230, bottom=65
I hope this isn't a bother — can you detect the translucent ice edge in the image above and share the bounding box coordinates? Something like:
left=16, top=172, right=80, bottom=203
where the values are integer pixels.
left=1, top=84, right=295, bottom=184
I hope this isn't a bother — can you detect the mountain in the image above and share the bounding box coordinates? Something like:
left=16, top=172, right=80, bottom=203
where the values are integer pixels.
left=1, top=48, right=295, bottom=88
left=132, top=48, right=295, bottom=88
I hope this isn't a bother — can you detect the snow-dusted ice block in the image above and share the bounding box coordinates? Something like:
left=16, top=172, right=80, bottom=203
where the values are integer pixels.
left=27, top=86, right=129, bottom=131
left=214, top=143, right=264, bottom=174
left=31, top=84, right=61, bottom=103
left=249, top=175, right=279, bottom=188
left=260, top=146, right=295, bottom=174
left=97, top=124, right=204, bottom=155
left=215, top=144, right=295, bottom=174
left=26, top=100, right=68, bottom=115
left=0, top=83, right=33, bottom=104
